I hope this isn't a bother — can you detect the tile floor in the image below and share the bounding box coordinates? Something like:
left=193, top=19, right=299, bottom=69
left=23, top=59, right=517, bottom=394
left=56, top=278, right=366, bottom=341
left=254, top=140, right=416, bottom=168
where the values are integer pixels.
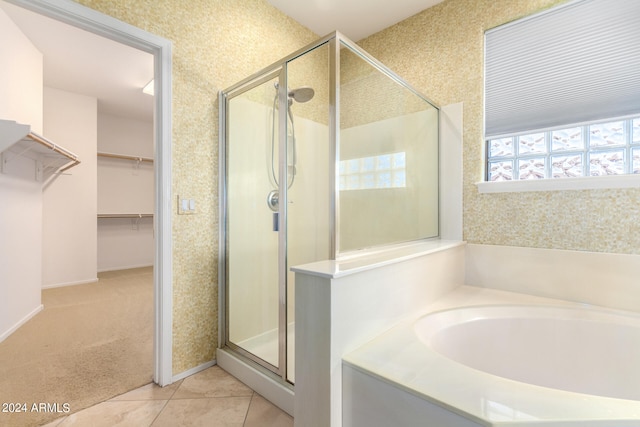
left=41, top=366, right=293, bottom=427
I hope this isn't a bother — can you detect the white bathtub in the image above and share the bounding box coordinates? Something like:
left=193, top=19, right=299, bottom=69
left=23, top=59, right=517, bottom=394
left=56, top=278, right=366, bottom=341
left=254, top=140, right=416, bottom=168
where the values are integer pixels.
left=343, top=287, right=640, bottom=426
left=419, top=305, right=640, bottom=402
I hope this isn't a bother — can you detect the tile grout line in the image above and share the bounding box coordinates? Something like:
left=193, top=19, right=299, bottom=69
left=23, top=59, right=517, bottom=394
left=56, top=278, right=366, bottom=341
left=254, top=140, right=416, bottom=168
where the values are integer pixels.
left=242, top=391, right=256, bottom=427
left=144, top=378, right=184, bottom=426
left=148, top=399, right=172, bottom=427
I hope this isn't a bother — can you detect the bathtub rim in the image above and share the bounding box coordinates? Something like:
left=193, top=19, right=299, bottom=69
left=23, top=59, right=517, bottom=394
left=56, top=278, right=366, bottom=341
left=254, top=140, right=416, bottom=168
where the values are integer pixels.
left=342, top=286, right=640, bottom=426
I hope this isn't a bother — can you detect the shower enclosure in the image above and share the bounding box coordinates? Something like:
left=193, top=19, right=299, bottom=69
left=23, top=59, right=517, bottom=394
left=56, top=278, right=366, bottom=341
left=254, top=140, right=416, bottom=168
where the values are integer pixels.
left=219, top=31, right=439, bottom=390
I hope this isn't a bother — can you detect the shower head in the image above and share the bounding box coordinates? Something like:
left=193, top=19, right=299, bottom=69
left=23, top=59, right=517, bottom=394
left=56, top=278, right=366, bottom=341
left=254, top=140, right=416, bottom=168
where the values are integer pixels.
left=288, top=87, right=315, bottom=103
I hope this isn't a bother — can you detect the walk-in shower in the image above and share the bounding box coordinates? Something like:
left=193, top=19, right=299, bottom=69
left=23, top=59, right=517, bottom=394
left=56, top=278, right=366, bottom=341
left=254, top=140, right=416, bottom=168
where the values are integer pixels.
left=218, top=31, right=439, bottom=399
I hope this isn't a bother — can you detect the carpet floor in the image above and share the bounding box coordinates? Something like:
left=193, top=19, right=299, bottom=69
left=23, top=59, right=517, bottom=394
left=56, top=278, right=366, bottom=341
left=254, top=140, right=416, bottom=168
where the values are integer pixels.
left=0, top=267, right=154, bottom=427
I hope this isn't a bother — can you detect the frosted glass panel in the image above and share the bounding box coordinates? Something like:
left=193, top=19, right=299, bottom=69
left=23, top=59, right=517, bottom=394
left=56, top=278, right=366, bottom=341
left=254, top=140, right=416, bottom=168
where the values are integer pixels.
left=590, top=121, right=625, bottom=147
left=488, top=160, right=513, bottom=181
left=489, top=137, right=514, bottom=158
left=552, top=127, right=583, bottom=152
left=518, top=158, right=545, bottom=180
left=486, top=116, right=640, bottom=179
left=518, top=133, right=546, bottom=155
left=552, top=154, right=583, bottom=178
left=339, top=152, right=406, bottom=191
left=589, top=150, right=625, bottom=176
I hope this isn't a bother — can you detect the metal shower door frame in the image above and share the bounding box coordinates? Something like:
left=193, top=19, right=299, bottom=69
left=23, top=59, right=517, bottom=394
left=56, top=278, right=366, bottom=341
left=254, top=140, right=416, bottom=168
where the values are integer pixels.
left=219, top=66, right=291, bottom=381
left=218, top=33, right=336, bottom=387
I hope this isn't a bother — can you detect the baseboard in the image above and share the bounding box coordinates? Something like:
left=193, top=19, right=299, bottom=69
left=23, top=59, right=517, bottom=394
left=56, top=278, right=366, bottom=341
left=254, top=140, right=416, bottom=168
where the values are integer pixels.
left=97, top=263, right=154, bottom=273
left=0, top=304, right=43, bottom=343
left=42, top=277, right=99, bottom=290
left=171, top=359, right=217, bottom=383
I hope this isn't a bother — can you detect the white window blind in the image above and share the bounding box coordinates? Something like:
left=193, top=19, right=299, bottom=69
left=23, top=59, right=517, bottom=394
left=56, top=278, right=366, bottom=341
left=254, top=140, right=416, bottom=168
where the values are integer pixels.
left=484, top=0, right=640, bottom=139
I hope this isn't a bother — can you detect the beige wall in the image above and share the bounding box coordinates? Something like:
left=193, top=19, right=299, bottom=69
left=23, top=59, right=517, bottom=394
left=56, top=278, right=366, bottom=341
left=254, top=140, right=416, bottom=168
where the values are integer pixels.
left=358, top=0, right=640, bottom=255
left=74, top=0, right=640, bottom=376
left=75, top=0, right=318, bottom=374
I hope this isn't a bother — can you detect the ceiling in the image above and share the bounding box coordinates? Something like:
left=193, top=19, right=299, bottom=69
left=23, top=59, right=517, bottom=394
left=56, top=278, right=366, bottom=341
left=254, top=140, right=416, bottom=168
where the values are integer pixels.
left=0, top=0, right=154, bottom=122
left=0, top=0, right=444, bottom=123
left=268, top=0, right=445, bottom=41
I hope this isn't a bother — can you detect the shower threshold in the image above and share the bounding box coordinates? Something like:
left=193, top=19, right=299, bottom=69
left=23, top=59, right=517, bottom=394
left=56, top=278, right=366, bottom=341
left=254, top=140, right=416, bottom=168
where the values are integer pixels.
left=236, top=322, right=295, bottom=383
left=217, top=346, right=294, bottom=416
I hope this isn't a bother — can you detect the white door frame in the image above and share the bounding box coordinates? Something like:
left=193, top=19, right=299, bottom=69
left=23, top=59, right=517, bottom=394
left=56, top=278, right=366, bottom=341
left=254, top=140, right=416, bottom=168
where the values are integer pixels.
left=8, top=0, right=174, bottom=386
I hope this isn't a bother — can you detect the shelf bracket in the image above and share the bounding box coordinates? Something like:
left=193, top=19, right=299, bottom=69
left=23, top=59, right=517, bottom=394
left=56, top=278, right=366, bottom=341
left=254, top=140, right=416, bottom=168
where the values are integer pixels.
left=0, top=152, right=7, bottom=174
left=35, top=159, right=43, bottom=182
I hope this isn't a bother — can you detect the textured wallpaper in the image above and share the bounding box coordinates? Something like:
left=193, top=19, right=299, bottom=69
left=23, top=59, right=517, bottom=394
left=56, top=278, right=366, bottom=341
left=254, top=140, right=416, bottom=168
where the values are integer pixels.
left=74, top=0, right=640, bottom=377
left=358, top=0, right=640, bottom=255
left=75, top=0, right=318, bottom=374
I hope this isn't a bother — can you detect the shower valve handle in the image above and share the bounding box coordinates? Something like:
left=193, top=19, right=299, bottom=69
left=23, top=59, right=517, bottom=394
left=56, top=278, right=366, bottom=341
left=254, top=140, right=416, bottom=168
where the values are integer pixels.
left=267, top=190, right=279, bottom=212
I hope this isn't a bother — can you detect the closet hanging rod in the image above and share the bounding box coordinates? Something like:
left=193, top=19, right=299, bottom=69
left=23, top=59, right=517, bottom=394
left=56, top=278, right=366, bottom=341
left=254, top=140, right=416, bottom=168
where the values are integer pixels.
left=26, top=132, right=81, bottom=172
left=97, top=151, right=153, bottom=163
left=97, top=213, right=154, bottom=219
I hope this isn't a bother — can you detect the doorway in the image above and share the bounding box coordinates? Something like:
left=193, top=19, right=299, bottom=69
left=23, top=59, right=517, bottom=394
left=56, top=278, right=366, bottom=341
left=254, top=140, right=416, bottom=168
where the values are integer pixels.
left=1, top=0, right=172, bottom=386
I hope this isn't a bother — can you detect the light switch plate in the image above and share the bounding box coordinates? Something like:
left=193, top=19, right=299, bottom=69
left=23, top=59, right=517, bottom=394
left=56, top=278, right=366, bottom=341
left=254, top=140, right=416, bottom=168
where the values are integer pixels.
left=177, top=196, right=196, bottom=215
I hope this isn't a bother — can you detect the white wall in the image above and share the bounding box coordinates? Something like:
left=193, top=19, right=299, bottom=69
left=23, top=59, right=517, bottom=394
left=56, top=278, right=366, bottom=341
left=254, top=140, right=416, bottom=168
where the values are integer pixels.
left=0, top=8, right=43, bottom=134
left=96, top=217, right=154, bottom=271
left=97, top=113, right=153, bottom=157
left=42, top=87, right=97, bottom=288
left=0, top=9, right=44, bottom=342
left=97, top=113, right=154, bottom=214
left=0, top=175, right=44, bottom=342
left=96, top=113, right=154, bottom=272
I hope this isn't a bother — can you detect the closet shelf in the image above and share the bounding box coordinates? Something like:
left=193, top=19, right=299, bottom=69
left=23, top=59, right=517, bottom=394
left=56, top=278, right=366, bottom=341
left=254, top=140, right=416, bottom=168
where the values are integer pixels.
left=1, top=119, right=81, bottom=181
left=98, top=213, right=153, bottom=219
left=97, top=151, right=153, bottom=163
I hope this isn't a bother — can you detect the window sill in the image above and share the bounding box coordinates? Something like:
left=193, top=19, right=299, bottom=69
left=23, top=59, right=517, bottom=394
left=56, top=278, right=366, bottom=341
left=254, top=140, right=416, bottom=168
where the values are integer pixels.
left=476, top=174, right=640, bottom=193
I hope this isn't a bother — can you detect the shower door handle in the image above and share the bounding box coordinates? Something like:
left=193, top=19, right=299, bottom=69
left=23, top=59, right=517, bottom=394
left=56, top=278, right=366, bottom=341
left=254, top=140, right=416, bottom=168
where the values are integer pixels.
left=272, top=212, right=279, bottom=232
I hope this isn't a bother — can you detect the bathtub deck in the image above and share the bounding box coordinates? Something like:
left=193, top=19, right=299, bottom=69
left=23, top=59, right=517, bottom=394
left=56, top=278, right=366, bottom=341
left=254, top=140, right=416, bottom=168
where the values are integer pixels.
left=342, top=286, right=640, bottom=426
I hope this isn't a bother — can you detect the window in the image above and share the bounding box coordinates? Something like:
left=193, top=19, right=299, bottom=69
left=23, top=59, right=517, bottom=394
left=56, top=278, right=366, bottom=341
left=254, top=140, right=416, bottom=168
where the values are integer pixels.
left=339, top=152, right=406, bottom=191
left=483, top=0, right=640, bottom=186
left=487, top=117, right=640, bottom=181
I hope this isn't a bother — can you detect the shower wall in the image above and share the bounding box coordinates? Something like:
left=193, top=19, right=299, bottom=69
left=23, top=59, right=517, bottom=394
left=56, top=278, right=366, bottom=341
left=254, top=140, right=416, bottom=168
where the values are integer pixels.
left=340, top=109, right=438, bottom=250
left=286, top=116, right=330, bottom=326
left=227, top=96, right=329, bottom=343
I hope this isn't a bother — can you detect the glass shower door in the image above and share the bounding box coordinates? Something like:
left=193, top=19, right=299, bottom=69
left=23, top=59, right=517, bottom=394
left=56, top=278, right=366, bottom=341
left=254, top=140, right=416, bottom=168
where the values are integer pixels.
left=225, top=72, right=282, bottom=371
left=223, top=41, right=331, bottom=384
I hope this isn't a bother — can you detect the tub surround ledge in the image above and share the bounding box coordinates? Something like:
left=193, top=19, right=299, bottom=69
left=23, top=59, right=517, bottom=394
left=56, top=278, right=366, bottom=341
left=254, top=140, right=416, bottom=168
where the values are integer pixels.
left=291, top=239, right=464, bottom=279
left=293, top=239, right=466, bottom=427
